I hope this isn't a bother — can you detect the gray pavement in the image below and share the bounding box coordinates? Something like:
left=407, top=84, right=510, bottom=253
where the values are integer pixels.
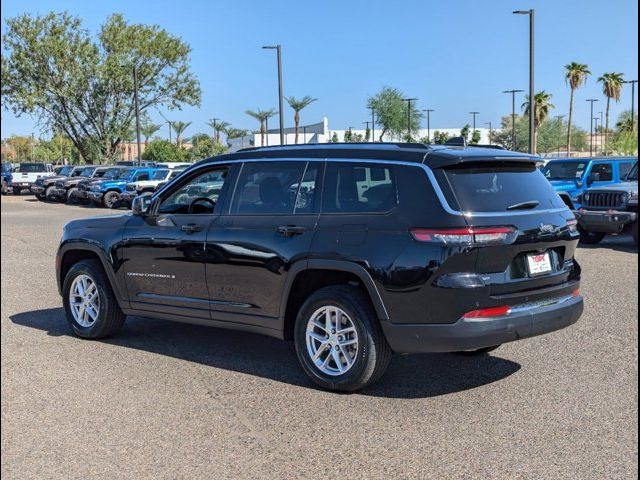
left=1, top=194, right=638, bottom=479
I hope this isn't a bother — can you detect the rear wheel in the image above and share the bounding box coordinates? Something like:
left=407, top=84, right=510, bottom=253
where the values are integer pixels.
left=294, top=285, right=392, bottom=392
left=102, top=191, right=119, bottom=209
left=66, top=187, right=79, bottom=204
left=62, top=259, right=125, bottom=339
left=579, top=228, right=605, bottom=244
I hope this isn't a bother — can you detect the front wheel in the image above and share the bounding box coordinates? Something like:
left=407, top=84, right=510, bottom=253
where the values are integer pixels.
left=579, top=228, right=605, bottom=245
left=66, top=187, right=79, bottom=204
left=102, top=191, right=119, bottom=209
left=62, top=259, right=125, bottom=339
left=12, top=187, right=21, bottom=195
left=294, top=285, right=392, bottom=392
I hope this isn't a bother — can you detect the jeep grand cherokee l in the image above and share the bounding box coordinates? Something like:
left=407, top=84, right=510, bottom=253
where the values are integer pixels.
left=56, top=143, right=583, bottom=392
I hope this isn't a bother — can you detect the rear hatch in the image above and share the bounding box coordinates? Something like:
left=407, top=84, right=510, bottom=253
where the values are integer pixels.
left=434, top=161, right=580, bottom=298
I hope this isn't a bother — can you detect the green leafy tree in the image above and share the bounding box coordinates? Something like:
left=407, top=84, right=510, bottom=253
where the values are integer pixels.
left=367, top=86, right=421, bottom=141
left=171, top=121, right=191, bottom=147
left=208, top=120, right=230, bottom=144
left=598, top=72, right=625, bottom=153
left=286, top=95, right=317, bottom=144
left=460, top=124, right=471, bottom=142
left=1, top=12, right=201, bottom=163
left=470, top=130, right=481, bottom=145
left=186, top=136, right=227, bottom=161
left=432, top=131, right=451, bottom=145
left=522, top=91, right=555, bottom=154
left=364, top=126, right=371, bottom=142
left=246, top=108, right=276, bottom=146
left=141, top=139, right=188, bottom=162
left=330, top=132, right=339, bottom=143
left=616, top=110, right=638, bottom=133
left=4, top=135, right=36, bottom=161
left=608, top=131, right=638, bottom=155
left=564, top=62, right=590, bottom=155
left=140, top=121, right=162, bottom=146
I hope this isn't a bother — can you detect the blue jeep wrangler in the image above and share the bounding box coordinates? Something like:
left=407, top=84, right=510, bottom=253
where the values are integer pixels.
left=86, top=167, right=156, bottom=208
left=1, top=162, right=12, bottom=195
left=542, top=157, right=637, bottom=209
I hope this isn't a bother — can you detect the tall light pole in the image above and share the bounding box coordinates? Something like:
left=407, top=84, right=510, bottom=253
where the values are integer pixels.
left=363, top=121, right=371, bottom=141
left=485, top=121, right=493, bottom=144
left=422, top=109, right=434, bottom=143
left=368, top=105, right=376, bottom=142
left=402, top=98, right=418, bottom=141
left=624, top=80, right=638, bottom=132
left=262, top=45, right=285, bottom=145
left=469, top=111, right=479, bottom=132
left=132, top=66, right=142, bottom=166
left=593, top=116, right=600, bottom=154
left=513, top=9, right=535, bottom=154
left=503, top=89, right=524, bottom=150
left=302, top=126, right=307, bottom=144
left=586, top=98, right=599, bottom=156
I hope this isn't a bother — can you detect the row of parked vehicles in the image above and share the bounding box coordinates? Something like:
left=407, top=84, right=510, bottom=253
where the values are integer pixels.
left=1, top=155, right=637, bottom=246
left=1, top=161, right=190, bottom=209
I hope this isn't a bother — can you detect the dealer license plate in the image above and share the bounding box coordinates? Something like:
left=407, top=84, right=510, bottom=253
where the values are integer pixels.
left=526, top=252, right=552, bottom=276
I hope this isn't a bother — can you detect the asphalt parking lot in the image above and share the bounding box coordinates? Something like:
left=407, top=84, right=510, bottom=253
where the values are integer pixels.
left=1, top=194, right=638, bottom=479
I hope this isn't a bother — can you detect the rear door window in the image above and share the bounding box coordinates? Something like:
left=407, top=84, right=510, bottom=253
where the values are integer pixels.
left=438, top=162, right=565, bottom=212
left=619, top=162, right=635, bottom=180
left=322, top=163, right=397, bottom=213
left=590, top=163, right=613, bottom=182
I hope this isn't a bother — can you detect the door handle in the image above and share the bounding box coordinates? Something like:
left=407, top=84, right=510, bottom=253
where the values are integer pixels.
left=181, top=223, right=204, bottom=234
left=277, top=225, right=307, bottom=237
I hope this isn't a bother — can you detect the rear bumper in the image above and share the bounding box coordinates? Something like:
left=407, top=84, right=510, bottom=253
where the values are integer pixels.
left=381, top=294, right=583, bottom=354
left=574, top=209, right=636, bottom=233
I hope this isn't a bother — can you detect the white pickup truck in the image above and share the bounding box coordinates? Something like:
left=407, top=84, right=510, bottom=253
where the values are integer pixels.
left=11, top=163, right=56, bottom=195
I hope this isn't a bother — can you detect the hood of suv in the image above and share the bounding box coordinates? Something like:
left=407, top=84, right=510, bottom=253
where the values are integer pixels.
left=586, top=181, right=638, bottom=194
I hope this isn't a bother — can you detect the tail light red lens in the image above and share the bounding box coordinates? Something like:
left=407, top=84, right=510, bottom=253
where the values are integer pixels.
left=572, top=288, right=580, bottom=297
left=410, top=226, right=517, bottom=245
left=463, top=305, right=512, bottom=319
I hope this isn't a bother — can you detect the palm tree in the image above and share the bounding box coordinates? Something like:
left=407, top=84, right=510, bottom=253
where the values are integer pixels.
left=598, top=72, right=625, bottom=154
left=522, top=91, right=555, bottom=153
left=171, top=121, right=192, bottom=148
left=286, top=95, right=317, bottom=143
left=565, top=62, right=590, bottom=155
left=140, top=122, right=161, bottom=146
left=246, top=109, right=276, bottom=146
left=214, top=121, right=230, bottom=145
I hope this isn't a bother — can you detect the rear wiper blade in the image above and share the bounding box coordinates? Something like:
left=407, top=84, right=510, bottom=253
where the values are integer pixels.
left=506, top=200, right=540, bottom=211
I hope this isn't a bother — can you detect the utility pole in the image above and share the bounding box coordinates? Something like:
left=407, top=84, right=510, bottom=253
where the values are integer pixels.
left=624, top=80, right=638, bottom=132
left=133, top=67, right=142, bottom=166
left=262, top=45, right=285, bottom=145
left=485, top=121, right=493, bottom=144
left=503, top=89, right=524, bottom=151
left=368, top=106, right=376, bottom=142
left=470, top=111, right=479, bottom=132
left=513, top=9, right=535, bottom=153
left=586, top=98, right=599, bottom=156
left=363, top=121, right=370, bottom=141
left=593, top=117, right=600, bottom=154
left=422, top=109, right=434, bottom=143
left=402, top=98, right=418, bottom=141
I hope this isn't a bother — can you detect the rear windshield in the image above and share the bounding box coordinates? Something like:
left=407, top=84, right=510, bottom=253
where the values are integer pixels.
left=18, top=163, right=46, bottom=173
left=542, top=161, right=587, bottom=180
left=438, top=163, right=565, bottom=213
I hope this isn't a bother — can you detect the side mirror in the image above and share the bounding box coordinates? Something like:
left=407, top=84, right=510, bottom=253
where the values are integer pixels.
left=587, top=173, right=600, bottom=186
left=131, top=192, right=153, bottom=216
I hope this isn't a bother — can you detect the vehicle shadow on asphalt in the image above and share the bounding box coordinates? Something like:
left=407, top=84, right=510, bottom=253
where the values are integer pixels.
left=10, top=308, right=521, bottom=399
left=577, top=235, right=637, bottom=254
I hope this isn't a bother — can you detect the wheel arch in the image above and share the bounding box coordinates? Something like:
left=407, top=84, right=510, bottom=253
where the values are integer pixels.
left=280, top=259, right=389, bottom=341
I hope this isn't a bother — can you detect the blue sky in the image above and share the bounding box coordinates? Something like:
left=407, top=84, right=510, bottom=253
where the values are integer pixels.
left=1, top=0, right=637, bottom=139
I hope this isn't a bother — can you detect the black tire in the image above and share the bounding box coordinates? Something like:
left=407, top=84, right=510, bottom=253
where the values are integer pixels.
left=13, top=187, right=21, bottom=195
left=294, top=285, right=392, bottom=392
left=45, top=185, right=57, bottom=201
left=66, top=187, right=79, bottom=204
left=632, top=220, right=638, bottom=247
left=62, top=259, right=125, bottom=339
left=579, top=228, right=606, bottom=245
left=455, top=345, right=501, bottom=356
left=1, top=181, right=7, bottom=195
left=102, top=191, right=119, bottom=209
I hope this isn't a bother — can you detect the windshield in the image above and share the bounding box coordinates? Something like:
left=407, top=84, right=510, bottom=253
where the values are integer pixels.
left=627, top=163, right=638, bottom=182
left=18, top=163, right=46, bottom=173
left=102, top=168, right=126, bottom=179
left=439, top=163, right=566, bottom=212
left=542, top=161, right=587, bottom=180
left=57, top=166, right=74, bottom=176
left=151, top=169, right=170, bottom=181
left=79, top=167, right=95, bottom=177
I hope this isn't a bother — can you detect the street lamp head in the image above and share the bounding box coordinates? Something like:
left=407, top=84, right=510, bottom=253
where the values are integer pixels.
left=513, top=10, right=532, bottom=14
left=262, top=45, right=278, bottom=49
left=502, top=89, right=524, bottom=93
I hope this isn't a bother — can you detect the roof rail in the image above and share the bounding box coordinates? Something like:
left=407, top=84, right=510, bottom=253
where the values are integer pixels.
left=237, top=142, right=432, bottom=153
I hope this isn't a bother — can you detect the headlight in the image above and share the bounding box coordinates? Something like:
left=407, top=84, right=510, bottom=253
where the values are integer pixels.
left=583, top=193, right=590, bottom=202
left=630, top=190, right=638, bottom=200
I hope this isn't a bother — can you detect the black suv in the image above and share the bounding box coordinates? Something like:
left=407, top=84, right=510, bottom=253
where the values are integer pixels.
left=575, top=162, right=638, bottom=246
left=56, top=143, right=583, bottom=391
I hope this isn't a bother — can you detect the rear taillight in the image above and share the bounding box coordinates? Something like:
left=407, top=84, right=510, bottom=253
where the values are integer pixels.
left=567, top=219, right=578, bottom=233
left=410, top=226, right=517, bottom=245
left=462, top=305, right=511, bottom=319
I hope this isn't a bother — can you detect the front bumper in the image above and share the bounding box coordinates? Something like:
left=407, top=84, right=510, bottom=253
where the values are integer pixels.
left=381, top=293, right=583, bottom=354
left=31, top=186, right=45, bottom=194
left=12, top=182, right=34, bottom=189
left=574, top=209, right=636, bottom=234
left=87, top=191, right=104, bottom=202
